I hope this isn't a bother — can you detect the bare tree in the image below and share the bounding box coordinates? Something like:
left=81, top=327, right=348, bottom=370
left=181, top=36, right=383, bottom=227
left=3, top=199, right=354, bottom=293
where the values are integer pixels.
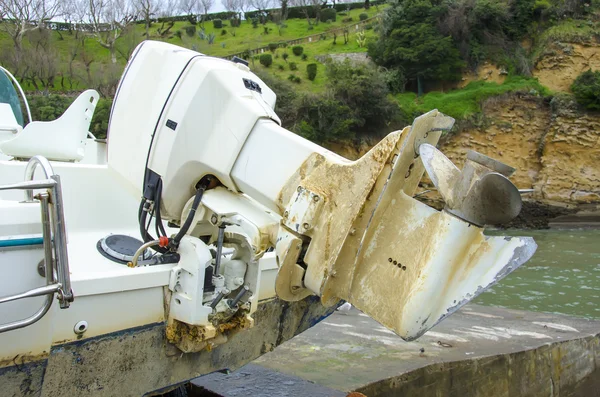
left=87, top=0, right=138, bottom=64
left=0, top=0, right=61, bottom=52
left=238, top=0, right=251, bottom=20
left=178, top=0, right=199, bottom=21
left=198, top=0, right=214, bottom=26
left=222, top=0, right=241, bottom=34
left=156, top=0, right=177, bottom=37
left=134, top=0, right=162, bottom=38
left=22, top=27, right=57, bottom=91
left=290, top=0, right=320, bottom=25
left=249, top=0, right=271, bottom=11
left=159, top=0, right=178, bottom=17
left=221, top=0, right=240, bottom=14
left=249, top=0, right=271, bottom=23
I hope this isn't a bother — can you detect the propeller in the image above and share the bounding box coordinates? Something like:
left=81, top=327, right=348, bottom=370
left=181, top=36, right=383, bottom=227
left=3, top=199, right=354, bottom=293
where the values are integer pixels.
left=419, top=143, right=522, bottom=226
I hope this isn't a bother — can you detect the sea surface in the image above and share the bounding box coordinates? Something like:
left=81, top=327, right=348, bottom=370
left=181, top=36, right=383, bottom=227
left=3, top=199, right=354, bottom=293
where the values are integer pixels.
left=475, top=229, right=600, bottom=319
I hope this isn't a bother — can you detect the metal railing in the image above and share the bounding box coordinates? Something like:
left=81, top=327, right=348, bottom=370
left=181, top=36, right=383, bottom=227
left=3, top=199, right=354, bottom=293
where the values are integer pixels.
left=0, top=156, right=73, bottom=333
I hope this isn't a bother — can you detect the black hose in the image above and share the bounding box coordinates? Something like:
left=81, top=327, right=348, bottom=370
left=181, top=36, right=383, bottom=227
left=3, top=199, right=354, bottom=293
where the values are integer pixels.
left=154, top=179, right=167, bottom=238
left=138, top=198, right=168, bottom=254
left=172, top=181, right=208, bottom=246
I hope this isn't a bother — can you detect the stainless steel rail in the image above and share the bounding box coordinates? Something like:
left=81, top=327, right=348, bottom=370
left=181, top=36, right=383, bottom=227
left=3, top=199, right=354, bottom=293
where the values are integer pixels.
left=0, top=156, right=73, bottom=333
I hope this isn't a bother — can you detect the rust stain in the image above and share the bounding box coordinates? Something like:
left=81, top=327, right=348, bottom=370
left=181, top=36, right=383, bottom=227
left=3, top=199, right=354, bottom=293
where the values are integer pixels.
left=0, top=352, right=49, bottom=368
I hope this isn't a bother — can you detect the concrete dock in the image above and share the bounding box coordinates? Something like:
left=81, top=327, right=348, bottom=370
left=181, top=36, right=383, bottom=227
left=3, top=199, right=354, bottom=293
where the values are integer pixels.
left=193, top=304, right=600, bottom=397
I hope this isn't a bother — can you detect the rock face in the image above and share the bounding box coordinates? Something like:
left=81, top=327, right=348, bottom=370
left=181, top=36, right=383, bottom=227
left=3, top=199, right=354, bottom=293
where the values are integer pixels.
left=534, top=43, right=600, bottom=92
left=328, top=94, right=600, bottom=213
left=440, top=94, right=600, bottom=205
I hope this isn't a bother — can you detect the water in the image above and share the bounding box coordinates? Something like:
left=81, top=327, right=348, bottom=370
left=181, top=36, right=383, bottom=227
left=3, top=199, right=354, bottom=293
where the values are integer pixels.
left=474, top=229, right=600, bottom=319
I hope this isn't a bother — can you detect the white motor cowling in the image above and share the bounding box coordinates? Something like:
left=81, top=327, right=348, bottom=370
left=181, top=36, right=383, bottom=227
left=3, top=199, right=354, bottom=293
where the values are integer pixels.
left=107, top=41, right=279, bottom=221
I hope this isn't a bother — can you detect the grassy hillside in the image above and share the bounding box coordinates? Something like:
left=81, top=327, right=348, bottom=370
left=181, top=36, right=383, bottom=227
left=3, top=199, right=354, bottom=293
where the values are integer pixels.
left=0, top=6, right=382, bottom=93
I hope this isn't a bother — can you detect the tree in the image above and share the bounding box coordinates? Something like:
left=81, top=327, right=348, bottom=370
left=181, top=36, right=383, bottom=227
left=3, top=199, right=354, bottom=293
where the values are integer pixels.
left=159, top=0, right=179, bottom=17
left=179, top=0, right=199, bottom=23
left=87, top=0, right=138, bottom=64
left=21, top=27, right=58, bottom=91
left=368, top=0, right=464, bottom=95
left=290, top=0, right=321, bottom=25
left=222, top=0, right=241, bottom=34
left=0, top=0, right=61, bottom=55
left=279, top=0, right=289, bottom=21
left=134, top=0, right=162, bottom=39
left=222, top=0, right=241, bottom=15
left=249, top=0, right=272, bottom=23
left=198, top=0, right=214, bottom=26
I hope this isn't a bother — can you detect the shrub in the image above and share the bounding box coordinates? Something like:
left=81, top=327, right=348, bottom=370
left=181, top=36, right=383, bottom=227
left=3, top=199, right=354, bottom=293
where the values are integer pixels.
left=30, top=95, right=113, bottom=139
left=184, top=25, right=196, bottom=37
left=221, top=29, right=227, bottom=35
left=359, top=13, right=368, bottom=21
left=174, top=30, right=182, bottom=39
left=231, top=18, right=241, bottom=27
left=325, top=60, right=398, bottom=131
left=259, top=53, right=273, bottom=67
left=213, top=19, right=222, bottom=29
left=295, top=93, right=358, bottom=142
left=289, top=62, right=298, bottom=71
left=365, top=23, right=373, bottom=30
left=342, top=16, right=353, bottom=23
left=252, top=18, right=259, bottom=28
left=278, top=64, right=285, bottom=70
left=268, top=42, right=278, bottom=52
left=320, top=8, right=337, bottom=23
left=571, top=70, right=600, bottom=110
left=292, top=45, right=304, bottom=56
left=287, top=75, right=301, bottom=84
left=282, top=52, right=289, bottom=62
left=338, top=12, right=347, bottom=16
left=306, top=63, right=317, bottom=81
left=301, top=53, right=308, bottom=61
left=275, top=53, right=279, bottom=59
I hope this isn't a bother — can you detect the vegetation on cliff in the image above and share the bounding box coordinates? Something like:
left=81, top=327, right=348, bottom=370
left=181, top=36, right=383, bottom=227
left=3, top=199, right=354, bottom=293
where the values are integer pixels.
left=571, top=69, right=600, bottom=110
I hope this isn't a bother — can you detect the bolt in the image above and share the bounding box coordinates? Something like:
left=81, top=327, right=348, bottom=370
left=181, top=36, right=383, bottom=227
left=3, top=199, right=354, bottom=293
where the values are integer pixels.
left=313, top=195, right=320, bottom=202
left=211, top=214, right=218, bottom=225
left=283, top=211, right=289, bottom=218
left=291, top=286, right=300, bottom=291
left=350, top=228, right=356, bottom=236
left=303, top=223, right=310, bottom=230
left=388, top=258, right=393, bottom=262
left=296, top=243, right=302, bottom=250
left=297, top=186, right=303, bottom=192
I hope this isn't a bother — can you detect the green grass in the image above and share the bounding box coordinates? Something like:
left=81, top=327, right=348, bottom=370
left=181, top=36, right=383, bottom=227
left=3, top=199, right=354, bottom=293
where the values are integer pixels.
left=0, top=6, right=383, bottom=92
left=396, top=76, right=551, bottom=121
left=249, top=27, right=377, bottom=92
left=532, top=18, right=600, bottom=61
